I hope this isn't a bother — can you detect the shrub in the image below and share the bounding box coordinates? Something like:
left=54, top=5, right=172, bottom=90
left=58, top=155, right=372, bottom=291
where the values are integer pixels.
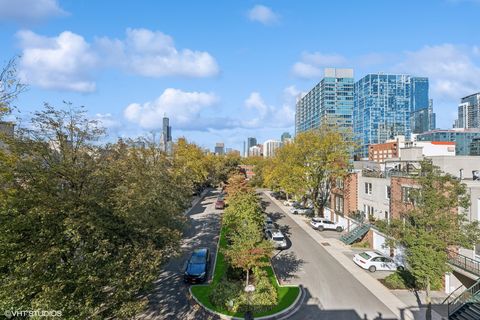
left=209, top=279, right=243, bottom=312
left=383, top=270, right=416, bottom=289
left=246, top=268, right=277, bottom=312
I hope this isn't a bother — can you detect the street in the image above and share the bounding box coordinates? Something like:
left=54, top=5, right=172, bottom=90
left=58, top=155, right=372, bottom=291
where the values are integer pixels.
left=261, top=193, right=399, bottom=320
left=140, top=189, right=221, bottom=320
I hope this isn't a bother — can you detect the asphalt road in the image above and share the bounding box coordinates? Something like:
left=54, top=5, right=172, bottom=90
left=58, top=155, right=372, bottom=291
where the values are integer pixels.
left=261, top=193, right=399, bottom=320
left=140, top=189, right=221, bottom=320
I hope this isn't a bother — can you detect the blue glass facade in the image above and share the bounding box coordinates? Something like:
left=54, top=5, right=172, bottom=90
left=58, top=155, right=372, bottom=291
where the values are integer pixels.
left=295, top=68, right=354, bottom=134
left=353, top=74, right=429, bottom=157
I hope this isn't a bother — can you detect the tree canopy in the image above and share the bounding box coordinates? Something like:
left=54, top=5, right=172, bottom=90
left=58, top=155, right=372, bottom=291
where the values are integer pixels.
left=0, top=104, right=205, bottom=318
left=264, top=127, right=353, bottom=216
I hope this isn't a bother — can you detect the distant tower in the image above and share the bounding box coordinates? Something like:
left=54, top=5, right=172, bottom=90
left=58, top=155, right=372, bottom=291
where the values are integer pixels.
left=161, top=116, right=172, bottom=153
left=215, top=142, right=225, bottom=155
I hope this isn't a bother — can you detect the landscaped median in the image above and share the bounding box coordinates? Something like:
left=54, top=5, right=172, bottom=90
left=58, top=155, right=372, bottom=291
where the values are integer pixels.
left=190, top=226, right=301, bottom=319
left=190, top=173, right=301, bottom=319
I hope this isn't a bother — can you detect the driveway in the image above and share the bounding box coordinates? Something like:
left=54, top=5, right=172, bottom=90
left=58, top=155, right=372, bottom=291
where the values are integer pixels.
left=140, top=189, right=221, bottom=320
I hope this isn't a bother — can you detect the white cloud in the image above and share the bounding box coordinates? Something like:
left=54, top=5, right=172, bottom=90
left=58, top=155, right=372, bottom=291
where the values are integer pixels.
left=16, top=28, right=220, bottom=92
left=96, top=28, right=219, bottom=78
left=242, top=86, right=298, bottom=129
left=17, top=30, right=97, bottom=92
left=393, top=44, right=480, bottom=101
left=292, top=52, right=347, bottom=79
left=124, top=88, right=220, bottom=130
left=0, top=0, right=67, bottom=22
left=247, top=5, right=279, bottom=25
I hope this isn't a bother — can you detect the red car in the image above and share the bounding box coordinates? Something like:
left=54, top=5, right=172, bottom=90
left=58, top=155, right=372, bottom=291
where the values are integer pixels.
left=215, top=199, right=225, bottom=209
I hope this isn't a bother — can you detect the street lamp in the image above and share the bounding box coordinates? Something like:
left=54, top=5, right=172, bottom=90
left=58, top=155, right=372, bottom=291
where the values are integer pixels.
left=244, top=284, right=255, bottom=320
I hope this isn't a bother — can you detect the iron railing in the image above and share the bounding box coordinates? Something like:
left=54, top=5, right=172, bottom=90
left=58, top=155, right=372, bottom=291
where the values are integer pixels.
left=447, top=249, right=480, bottom=277
left=447, top=278, right=480, bottom=316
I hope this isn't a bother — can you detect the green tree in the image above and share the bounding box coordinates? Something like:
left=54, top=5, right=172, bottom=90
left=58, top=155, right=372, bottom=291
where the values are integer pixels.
left=264, top=142, right=305, bottom=200
left=224, top=219, right=272, bottom=287
left=0, top=57, right=26, bottom=118
left=172, top=137, right=210, bottom=192
left=386, top=160, right=480, bottom=306
left=0, top=104, right=189, bottom=319
left=264, top=127, right=353, bottom=216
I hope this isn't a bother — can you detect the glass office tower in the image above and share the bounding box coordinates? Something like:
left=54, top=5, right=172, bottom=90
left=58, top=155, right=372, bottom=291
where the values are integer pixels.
left=353, top=74, right=429, bottom=157
left=295, top=68, right=354, bottom=134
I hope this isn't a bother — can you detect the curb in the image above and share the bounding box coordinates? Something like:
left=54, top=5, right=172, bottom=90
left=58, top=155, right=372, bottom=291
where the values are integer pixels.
left=189, top=285, right=304, bottom=320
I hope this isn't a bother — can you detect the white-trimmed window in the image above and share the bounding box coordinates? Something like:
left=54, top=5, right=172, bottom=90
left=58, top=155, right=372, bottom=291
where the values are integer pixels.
left=365, top=182, right=372, bottom=195
left=386, top=186, right=391, bottom=200
left=335, top=196, right=344, bottom=213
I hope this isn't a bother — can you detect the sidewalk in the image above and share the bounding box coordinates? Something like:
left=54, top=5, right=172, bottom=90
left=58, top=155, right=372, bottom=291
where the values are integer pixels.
left=264, top=191, right=446, bottom=320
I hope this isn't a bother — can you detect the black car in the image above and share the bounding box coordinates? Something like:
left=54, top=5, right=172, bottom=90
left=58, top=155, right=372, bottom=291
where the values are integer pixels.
left=184, top=248, right=210, bottom=283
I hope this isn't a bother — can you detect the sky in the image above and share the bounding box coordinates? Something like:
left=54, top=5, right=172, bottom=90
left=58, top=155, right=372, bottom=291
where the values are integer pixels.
left=1, top=0, right=480, bottom=152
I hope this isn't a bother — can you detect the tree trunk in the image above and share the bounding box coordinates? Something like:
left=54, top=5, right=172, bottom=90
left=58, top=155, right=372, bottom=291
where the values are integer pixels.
left=425, top=277, right=432, bottom=320
left=246, top=268, right=249, bottom=287
left=319, top=202, right=324, bottom=218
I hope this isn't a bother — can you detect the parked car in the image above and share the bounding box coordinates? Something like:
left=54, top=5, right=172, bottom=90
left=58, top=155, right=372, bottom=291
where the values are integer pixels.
left=184, top=248, right=210, bottom=283
left=310, top=218, right=343, bottom=232
left=353, top=251, right=404, bottom=273
left=289, top=205, right=313, bottom=215
left=283, top=200, right=299, bottom=207
left=271, top=191, right=286, bottom=200
left=265, top=229, right=288, bottom=249
left=264, top=217, right=275, bottom=231
left=215, top=199, right=225, bottom=209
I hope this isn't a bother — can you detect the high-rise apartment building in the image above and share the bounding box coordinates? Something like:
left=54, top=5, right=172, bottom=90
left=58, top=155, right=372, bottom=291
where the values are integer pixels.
left=455, top=92, right=480, bottom=129
left=411, top=99, right=436, bottom=134
left=249, top=145, right=262, bottom=157
left=214, top=142, right=225, bottom=155
left=247, top=137, right=257, bottom=156
left=263, top=140, right=282, bottom=158
left=295, top=68, right=354, bottom=134
left=354, top=74, right=429, bottom=157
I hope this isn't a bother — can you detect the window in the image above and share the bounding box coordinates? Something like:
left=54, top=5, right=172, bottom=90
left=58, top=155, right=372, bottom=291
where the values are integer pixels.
left=336, top=178, right=344, bottom=189
left=386, top=186, right=391, bottom=200
left=364, top=204, right=374, bottom=216
left=402, top=187, right=412, bottom=203
left=365, top=182, right=372, bottom=195
left=335, top=196, right=344, bottom=213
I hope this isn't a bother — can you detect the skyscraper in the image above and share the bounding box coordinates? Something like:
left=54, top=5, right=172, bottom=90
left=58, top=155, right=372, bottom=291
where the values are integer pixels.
left=456, top=92, right=480, bottom=129
left=263, top=140, right=282, bottom=158
left=214, top=142, right=225, bottom=155
left=247, top=137, right=257, bottom=156
left=161, top=116, right=172, bottom=153
left=295, top=68, right=354, bottom=134
left=281, top=132, right=292, bottom=142
left=353, top=74, right=429, bottom=157
left=411, top=99, right=436, bottom=134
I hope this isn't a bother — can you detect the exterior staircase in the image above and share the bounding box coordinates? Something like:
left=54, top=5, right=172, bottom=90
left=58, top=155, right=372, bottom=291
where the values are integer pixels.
left=448, top=279, right=480, bottom=320
left=339, top=224, right=370, bottom=245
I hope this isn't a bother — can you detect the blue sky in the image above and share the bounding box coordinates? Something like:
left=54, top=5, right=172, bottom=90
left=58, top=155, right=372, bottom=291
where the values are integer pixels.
left=1, top=0, right=480, bottom=152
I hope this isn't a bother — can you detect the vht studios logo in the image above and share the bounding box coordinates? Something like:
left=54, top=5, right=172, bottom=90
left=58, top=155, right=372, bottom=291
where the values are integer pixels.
left=4, top=310, right=62, bottom=318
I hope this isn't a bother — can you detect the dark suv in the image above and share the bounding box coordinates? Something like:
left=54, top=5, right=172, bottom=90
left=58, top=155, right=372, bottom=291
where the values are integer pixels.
left=184, top=248, right=210, bottom=283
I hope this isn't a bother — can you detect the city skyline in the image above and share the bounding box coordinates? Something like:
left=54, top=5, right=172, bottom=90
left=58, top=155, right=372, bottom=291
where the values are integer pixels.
left=1, top=0, right=480, bottom=152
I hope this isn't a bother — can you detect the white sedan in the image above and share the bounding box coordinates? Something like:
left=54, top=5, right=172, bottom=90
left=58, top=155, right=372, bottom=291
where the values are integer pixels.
left=353, top=251, right=404, bottom=273
left=310, top=218, right=343, bottom=232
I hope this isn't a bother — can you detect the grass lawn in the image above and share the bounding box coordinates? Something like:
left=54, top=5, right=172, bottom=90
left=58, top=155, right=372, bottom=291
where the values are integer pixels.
left=190, top=227, right=300, bottom=318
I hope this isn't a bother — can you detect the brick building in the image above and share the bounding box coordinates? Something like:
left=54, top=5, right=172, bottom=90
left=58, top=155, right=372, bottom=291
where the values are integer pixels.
left=329, top=173, right=358, bottom=217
